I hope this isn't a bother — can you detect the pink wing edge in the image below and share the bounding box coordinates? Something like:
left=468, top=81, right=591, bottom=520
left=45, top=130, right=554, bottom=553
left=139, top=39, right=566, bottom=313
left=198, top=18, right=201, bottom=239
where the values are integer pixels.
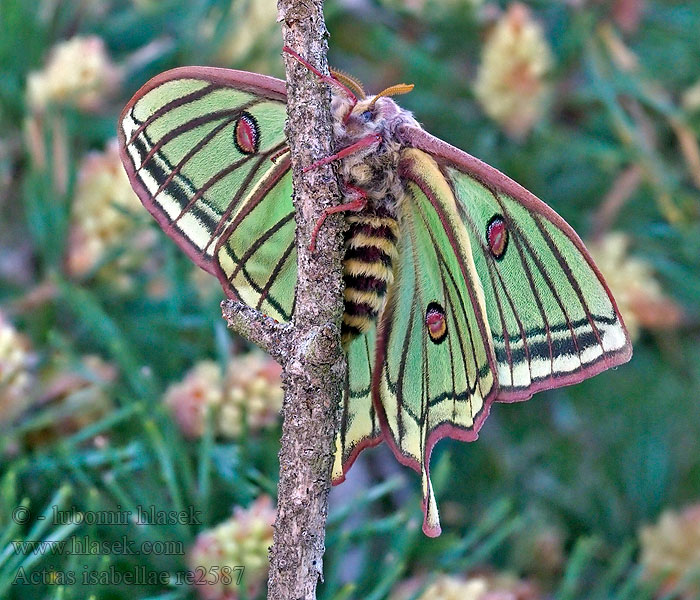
left=117, top=66, right=287, bottom=297
left=353, top=124, right=633, bottom=536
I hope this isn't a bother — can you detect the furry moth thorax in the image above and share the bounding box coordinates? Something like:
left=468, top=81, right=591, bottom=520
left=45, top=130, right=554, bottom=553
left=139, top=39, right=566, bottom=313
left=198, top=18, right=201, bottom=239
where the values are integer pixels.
left=329, top=89, right=419, bottom=343
left=331, top=93, right=419, bottom=211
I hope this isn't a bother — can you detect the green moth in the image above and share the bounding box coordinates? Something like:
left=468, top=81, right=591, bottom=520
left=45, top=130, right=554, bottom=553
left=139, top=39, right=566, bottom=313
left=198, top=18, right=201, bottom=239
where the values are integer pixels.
left=118, top=49, right=632, bottom=537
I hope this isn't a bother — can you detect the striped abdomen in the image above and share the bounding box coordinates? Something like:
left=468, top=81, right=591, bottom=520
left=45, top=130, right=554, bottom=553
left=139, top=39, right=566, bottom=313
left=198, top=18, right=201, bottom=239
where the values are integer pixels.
left=342, top=213, right=399, bottom=344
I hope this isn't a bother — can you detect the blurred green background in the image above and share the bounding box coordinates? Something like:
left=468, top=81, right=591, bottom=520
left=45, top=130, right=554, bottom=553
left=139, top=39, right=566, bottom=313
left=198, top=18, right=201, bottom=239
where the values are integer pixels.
left=1, top=0, right=699, bottom=599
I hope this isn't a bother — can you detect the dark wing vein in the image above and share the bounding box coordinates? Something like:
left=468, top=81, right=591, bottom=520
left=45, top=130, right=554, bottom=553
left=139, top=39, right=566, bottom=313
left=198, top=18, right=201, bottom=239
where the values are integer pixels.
left=127, top=83, right=218, bottom=145
left=230, top=212, right=295, bottom=281
left=212, top=146, right=287, bottom=252
left=532, top=214, right=605, bottom=349
left=137, top=105, right=257, bottom=172
left=489, top=190, right=555, bottom=372
left=255, top=240, right=295, bottom=310
left=413, top=197, right=482, bottom=410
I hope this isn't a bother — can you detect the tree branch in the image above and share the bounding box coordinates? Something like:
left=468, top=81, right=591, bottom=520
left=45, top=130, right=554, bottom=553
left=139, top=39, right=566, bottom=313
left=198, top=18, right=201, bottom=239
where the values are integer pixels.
left=266, top=2, right=346, bottom=599
left=220, top=300, right=293, bottom=362
left=219, top=2, right=344, bottom=595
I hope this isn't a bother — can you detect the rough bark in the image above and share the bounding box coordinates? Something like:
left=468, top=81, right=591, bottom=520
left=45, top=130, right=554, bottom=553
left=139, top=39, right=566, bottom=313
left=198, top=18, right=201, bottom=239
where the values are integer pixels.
left=221, top=1, right=345, bottom=598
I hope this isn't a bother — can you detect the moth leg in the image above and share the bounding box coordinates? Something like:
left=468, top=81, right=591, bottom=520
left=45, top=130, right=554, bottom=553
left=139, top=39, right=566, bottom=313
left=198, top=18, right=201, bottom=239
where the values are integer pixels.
left=303, top=134, right=382, bottom=173
left=270, top=146, right=290, bottom=163
left=282, top=45, right=357, bottom=120
left=309, top=184, right=368, bottom=252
